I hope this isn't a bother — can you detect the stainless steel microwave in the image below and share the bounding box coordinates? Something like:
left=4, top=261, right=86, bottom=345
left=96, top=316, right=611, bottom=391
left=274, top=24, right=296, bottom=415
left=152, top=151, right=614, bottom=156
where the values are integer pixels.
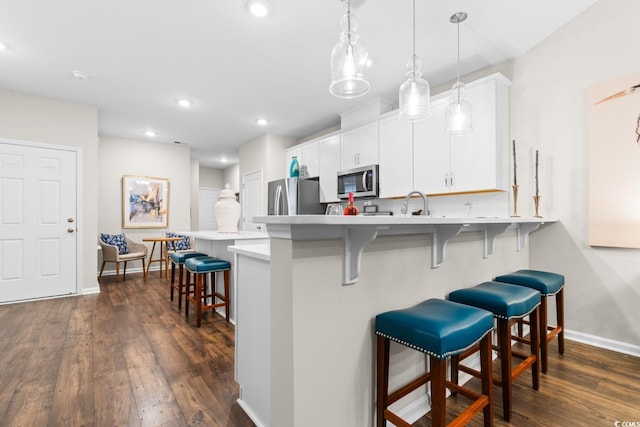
left=337, top=165, right=379, bottom=199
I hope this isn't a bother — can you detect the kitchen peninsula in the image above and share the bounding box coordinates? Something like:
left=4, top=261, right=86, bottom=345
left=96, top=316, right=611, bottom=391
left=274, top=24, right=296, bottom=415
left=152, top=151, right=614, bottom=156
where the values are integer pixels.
left=236, top=215, right=556, bottom=427
left=185, top=230, right=268, bottom=322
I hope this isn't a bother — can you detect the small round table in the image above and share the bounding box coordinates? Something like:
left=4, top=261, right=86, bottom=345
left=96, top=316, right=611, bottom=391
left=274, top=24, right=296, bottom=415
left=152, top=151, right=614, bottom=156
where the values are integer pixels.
left=143, top=236, right=183, bottom=279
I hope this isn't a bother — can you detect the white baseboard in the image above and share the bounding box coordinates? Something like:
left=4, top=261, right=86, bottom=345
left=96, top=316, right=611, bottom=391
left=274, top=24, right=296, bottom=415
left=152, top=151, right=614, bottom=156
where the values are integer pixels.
left=236, top=397, right=266, bottom=427
left=98, top=265, right=155, bottom=277
left=81, top=283, right=101, bottom=295
left=565, top=329, right=640, bottom=358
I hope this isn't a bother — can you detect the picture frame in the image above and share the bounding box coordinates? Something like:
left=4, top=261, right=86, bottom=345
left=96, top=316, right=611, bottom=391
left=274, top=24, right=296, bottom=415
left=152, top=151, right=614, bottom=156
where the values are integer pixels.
left=122, top=175, right=169, bottom=228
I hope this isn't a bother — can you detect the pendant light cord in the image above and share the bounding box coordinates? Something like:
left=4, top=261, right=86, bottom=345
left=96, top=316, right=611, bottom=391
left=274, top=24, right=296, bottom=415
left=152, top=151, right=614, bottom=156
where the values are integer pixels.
left=456, top=20, right=460, bottom=83
left=412, top=0, right=416, bottom=73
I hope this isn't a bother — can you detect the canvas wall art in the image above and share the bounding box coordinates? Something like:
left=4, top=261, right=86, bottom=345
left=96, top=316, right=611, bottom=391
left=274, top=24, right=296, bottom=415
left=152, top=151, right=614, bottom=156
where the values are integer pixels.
left=588, top=71, right=640, bottom=248
left=122, top=175, right=169, bottom=228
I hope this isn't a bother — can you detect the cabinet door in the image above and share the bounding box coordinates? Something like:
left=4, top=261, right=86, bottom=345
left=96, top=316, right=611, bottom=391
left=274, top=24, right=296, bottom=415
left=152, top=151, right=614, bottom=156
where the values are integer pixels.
left=285, top=146, right=303, bottom=178
left=357, top=121, right=379, bottom=166
left=319, top=134, right=341, bottom=203
left=378, top=113, right=413, bottom=197
left=414, top=97, right=450, bottom=194
left=302, top=141, right=320, bottom=178
left=340, top=128, right=359, bottom=170
left=450, top=77, right=508, bottom=192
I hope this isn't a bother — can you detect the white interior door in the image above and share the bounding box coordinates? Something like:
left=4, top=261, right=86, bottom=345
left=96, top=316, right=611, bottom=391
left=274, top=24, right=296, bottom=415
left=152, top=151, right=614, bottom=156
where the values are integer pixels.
left=198, top=187, right=219, bottom=231
left=0, top=141, right=78, bottom=303
left=241, top=169, right=264, bottom=232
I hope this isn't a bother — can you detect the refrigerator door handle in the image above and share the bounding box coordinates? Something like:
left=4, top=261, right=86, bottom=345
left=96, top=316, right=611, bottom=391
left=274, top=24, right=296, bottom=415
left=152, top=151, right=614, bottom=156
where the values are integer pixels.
left=275, top=185, right=283, bottom=215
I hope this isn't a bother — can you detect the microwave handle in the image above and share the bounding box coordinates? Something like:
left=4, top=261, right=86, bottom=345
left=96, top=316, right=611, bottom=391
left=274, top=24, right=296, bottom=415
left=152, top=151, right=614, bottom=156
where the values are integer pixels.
left=362, top=171, right=368, bottom=192
left=275, top=185, right=283, bottom=215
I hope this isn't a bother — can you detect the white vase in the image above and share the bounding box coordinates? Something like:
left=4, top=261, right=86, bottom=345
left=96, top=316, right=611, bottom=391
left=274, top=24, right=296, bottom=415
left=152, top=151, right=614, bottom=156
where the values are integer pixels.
left=215, top=183, right=241, bottom=233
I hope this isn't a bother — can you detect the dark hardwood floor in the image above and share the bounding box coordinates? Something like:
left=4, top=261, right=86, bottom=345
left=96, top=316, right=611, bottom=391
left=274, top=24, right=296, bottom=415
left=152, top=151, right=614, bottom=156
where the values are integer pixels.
left=414, top=335, right=640, bottom=426
left=0, top=271, right=255, bottom=427
left=1, top=271, right=639, bottom=426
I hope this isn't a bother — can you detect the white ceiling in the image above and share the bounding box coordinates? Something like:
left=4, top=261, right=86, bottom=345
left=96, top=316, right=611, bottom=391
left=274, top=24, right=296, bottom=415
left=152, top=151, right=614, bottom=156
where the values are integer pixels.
left=0, top=0, right=596, bottom=168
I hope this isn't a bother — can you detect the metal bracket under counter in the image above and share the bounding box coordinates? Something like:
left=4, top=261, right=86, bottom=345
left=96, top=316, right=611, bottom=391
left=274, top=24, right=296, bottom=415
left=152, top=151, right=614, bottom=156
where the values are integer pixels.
left=258, top=216, right=556, bottom=285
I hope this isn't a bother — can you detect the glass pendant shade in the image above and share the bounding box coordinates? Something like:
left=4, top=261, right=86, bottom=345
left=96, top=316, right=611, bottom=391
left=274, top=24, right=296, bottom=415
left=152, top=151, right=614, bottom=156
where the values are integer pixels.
left=399, top=55, right=430, bottom=121
left=446, top=81, right=472, bottom=134
left=329, top=12, right=370, bottom=99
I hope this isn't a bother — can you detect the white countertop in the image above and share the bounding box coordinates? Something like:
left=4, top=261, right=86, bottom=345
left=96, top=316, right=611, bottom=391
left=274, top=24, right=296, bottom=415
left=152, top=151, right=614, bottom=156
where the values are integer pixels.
left=228, top=243, right=271, bottom=261
left=252, top=214, right=558, bottom=284
left=254, top=214, right=557, bottom=226
left=185, top=230, right=269, bottom=240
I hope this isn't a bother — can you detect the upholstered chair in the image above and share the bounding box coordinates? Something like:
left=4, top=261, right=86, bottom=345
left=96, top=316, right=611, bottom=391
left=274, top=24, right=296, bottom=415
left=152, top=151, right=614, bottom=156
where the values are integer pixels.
left=99, top=234, right=147, bottom=280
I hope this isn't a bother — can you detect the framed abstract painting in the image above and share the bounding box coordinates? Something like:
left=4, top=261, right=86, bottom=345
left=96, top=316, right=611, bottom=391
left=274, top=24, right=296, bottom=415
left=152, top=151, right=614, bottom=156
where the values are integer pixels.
left=122, top=175, right=169, bottom=228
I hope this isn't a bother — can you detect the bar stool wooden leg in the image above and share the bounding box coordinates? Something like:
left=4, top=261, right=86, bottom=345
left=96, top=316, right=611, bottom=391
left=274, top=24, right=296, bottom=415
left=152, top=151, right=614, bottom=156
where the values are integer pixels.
left=539, top=295, right=549, bottom=373
left=195, top=273, right=204, bottom=327
left=557, top=288, right=565, bottom=355
left=430, top=356, right=447, bottom=427
left=479, top=334, right=493, bottom=427
left=376, top=335, right=390, bottom=427
left=497, top=319, right=513, bottom=422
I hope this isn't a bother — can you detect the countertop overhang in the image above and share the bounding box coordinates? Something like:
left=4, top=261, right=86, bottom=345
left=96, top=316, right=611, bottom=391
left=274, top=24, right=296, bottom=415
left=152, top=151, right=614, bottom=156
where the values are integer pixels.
left=254, top=215, right=558, bottom=285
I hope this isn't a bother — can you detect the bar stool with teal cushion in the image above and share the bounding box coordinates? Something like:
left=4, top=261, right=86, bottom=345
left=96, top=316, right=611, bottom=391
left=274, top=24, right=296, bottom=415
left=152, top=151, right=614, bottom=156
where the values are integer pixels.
left=495, top=269, right=565, bottom=374
left=169, top=251, right=207, bottom=310
left=448, top=281, right=541, bottom=422
left=184, top=256, right=231, bottom=327
left=375, top=298, right=494, bottom=427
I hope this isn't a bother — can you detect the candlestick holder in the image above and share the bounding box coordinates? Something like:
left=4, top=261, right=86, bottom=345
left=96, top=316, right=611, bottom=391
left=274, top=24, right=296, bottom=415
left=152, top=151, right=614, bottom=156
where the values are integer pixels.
left=511, top=184, right=520, bottom=217
left=533, top=194, right=542, bottom=218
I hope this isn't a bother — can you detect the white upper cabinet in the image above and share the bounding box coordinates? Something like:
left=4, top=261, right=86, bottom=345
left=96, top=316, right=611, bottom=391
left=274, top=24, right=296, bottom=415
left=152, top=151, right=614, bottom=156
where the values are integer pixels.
left=302, top=141, right=320, bottom=178
left=414, top=73, right=511, bottom=194
left=318, top=132, right=341, bottom=203
left=285, top=146, right=303, bottom=178
left=414, top=97, right=450, bottom=194
left=378, top=111, right=414, bottom=198
left=340, top=121, right=379, bottom=170
left=285, top=140, right=320, bottom=178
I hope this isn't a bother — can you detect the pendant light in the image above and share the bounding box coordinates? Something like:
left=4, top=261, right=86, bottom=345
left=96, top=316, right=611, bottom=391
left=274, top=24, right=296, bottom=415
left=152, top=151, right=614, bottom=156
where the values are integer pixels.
left=329, top=0, right=370, bottom=99
left=398, top=0, right=430, bottom=121
left=446, top=12, right=472, bottom=134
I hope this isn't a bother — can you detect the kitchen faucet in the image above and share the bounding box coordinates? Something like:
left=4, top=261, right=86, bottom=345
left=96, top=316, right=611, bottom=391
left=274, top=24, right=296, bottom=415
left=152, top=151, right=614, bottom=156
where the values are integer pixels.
left=401, top=191, right=429, bottom=216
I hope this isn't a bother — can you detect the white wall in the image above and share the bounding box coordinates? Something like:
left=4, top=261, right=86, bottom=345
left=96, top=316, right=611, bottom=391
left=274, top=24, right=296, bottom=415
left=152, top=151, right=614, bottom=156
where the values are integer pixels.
left=98, top=135, right=191, bottom=274
left=223, top=163, right=240, bottom=193
left=239, top=134, right=296, bottom=216
left=0, top=89, right=99, bottom=293
left=199, top=166, right=223, bottom=188
left=190, top=159, right=200, bottom=230
left=511, top=0, right=640, bottom=346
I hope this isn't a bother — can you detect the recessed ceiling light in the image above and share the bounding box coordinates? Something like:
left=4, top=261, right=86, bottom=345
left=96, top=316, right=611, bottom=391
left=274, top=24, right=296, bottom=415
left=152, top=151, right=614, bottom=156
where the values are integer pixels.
left=256, top=118, right=268, bottom=126
left=220, top=157, right=228, bottom=163
left=246, top=0, right=271, bottom=17
left=71, top=70, right=89, bottom=80
left=0, top=42, right=7, bottom=51
left=177, top=99, right=192, bottom=108
left=144, top=130, right=156, bottom=137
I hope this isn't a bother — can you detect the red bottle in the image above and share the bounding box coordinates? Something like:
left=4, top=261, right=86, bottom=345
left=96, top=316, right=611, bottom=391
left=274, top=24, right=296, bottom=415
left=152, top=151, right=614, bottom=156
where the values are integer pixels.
left=343, top=192, right=359, bottom=216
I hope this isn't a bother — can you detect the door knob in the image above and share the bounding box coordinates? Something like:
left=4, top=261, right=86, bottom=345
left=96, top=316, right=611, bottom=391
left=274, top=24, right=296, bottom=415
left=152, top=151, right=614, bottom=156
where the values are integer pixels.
left=67, top=228, right=75, bottom=233
left=67, top=218, right=74, bottom=223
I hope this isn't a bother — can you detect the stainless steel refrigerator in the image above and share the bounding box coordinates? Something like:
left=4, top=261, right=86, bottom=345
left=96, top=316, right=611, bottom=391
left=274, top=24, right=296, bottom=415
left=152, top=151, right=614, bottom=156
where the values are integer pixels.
left=267, top=177, right=324, bottom=215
